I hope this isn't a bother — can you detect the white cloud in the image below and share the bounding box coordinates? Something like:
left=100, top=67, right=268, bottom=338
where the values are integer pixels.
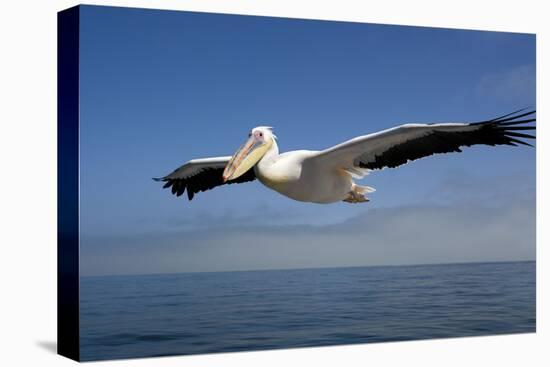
left=477, top=64, right=535, bottom=104
left=81, top=195, right=535, bottom=276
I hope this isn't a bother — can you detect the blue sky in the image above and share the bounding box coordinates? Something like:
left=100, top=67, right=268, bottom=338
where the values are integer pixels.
left=78, top=5, right=535, bottom=276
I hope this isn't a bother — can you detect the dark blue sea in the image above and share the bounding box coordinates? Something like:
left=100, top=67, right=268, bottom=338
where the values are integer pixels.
left=80, top=261, right=535, bottom=361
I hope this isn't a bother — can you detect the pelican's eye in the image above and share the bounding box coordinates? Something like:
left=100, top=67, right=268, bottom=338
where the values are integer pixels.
left=259, top=132, right=263, bottom=137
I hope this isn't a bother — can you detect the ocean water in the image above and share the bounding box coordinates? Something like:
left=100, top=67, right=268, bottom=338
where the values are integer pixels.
left=80, top=261, right=535, bottom=361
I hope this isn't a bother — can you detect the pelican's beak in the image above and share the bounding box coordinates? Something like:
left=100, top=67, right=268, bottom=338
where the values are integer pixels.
left=223, top=135, right=272, bottom=182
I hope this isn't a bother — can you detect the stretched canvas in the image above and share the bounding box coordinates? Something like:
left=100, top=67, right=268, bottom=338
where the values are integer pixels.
left=58, top=4, right=536, bottom=361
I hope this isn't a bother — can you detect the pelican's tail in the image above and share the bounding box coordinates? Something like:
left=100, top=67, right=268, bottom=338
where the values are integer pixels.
left=354, top=184, right=376, bottom=194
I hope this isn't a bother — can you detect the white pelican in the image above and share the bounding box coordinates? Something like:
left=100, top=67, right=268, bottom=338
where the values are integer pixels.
left=154, top=109, right=535, bottom=203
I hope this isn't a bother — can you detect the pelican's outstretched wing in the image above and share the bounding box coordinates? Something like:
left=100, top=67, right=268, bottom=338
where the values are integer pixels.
left=306, top=109, right=535, bottom=171
left=154, top=156, right=256, bottom=200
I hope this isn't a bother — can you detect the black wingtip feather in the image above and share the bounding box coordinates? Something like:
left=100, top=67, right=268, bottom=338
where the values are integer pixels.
left=499, top=125, right=536, bottom=131
left=491, top=109, right=535, bottom=123
left=507, top=138, right=533, bottom=147
left=155, top=167, right=257, bottom=201
left=488, top=108, right=529, bottom=122
left=497, top=118, right=536, bottom=126
left=474, top=109, right=535, bottom=125
left=504, top=132, right=536, bottom=139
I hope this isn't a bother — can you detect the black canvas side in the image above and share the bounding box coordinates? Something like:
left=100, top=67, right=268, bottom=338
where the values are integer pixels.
left=57, top=5, right=80, bottom=362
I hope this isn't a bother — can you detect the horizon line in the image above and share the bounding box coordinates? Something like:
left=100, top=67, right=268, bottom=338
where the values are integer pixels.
left=81, top=258, right=535, bottom=279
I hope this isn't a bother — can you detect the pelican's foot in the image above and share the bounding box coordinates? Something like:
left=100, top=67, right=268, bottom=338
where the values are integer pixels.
left=343, top=183, right=373, bottom=203
left=343, top=191, right=370, bottom=203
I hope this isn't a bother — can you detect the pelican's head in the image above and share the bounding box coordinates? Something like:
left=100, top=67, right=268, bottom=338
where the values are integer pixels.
left=223, top=126, right=276, bottom=182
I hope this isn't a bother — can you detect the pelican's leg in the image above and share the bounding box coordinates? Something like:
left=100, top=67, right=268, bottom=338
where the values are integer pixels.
left=343, top=184, right=372, bottom=203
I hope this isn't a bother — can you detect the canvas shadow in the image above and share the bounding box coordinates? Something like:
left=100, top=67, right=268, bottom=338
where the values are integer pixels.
left=36, top=340, right=57, bottom=354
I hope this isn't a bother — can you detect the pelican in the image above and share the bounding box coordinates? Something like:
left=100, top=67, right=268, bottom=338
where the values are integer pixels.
left=154, top=109, right=535, bottom=204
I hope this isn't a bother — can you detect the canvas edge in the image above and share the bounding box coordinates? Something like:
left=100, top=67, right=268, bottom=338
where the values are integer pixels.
left=57, top=5, right=81, bottom=362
